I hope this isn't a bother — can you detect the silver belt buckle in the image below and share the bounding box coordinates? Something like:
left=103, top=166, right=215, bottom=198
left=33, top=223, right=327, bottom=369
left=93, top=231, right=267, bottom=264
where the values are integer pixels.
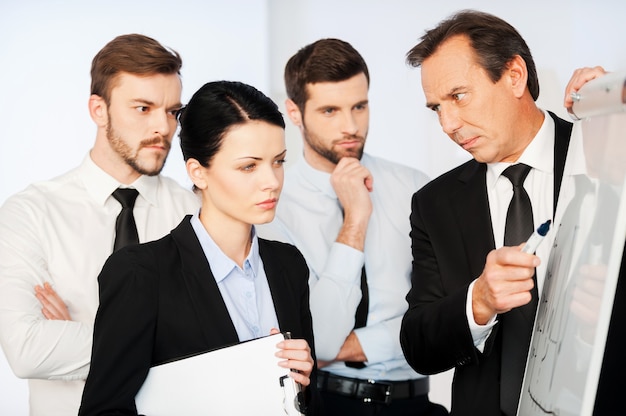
left=359, top=379, right=393, bottom=405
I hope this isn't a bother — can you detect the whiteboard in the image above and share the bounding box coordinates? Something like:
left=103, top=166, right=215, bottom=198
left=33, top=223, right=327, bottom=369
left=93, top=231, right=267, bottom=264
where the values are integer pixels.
left=518, top=73, right=626, bottom=415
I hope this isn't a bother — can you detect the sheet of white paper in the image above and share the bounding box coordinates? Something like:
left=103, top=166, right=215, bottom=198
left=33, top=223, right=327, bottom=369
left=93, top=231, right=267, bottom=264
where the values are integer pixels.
left=135, top=333, right=297, bottom=415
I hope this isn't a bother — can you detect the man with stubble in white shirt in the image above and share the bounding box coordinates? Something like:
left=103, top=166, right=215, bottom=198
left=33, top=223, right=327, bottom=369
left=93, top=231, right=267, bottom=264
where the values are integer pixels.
left=0, top=34, right=199, bottom=416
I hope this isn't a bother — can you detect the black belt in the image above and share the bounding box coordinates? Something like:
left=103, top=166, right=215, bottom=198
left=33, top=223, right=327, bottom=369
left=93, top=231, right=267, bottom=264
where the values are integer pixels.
left=316, top=370, right=429, bottom=405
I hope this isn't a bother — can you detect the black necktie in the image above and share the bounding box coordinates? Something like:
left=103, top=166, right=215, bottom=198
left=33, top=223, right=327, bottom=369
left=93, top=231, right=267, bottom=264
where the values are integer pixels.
left=339, top=205, right=369, bottom=369
left=345, top=267, right=368, bottom=369
left=502, top=164, right=534, bottom=247
left=112, top=188, right=139, bottom=252
left=500, top=163, right=537, bottom=415
left=354, top=267, right=369, bottom=330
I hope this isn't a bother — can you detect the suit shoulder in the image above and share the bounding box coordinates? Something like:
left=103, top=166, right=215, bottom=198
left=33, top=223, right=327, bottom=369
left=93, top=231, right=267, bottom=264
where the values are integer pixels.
left=415, top=159, right=480, bottom=199
left=108, top=232, right=174, bottom=263
left=259, top=238, right=301, bottom=255
left=99, top=233, right=177, bottom=290
left=259, top=238, right=307, bottom=266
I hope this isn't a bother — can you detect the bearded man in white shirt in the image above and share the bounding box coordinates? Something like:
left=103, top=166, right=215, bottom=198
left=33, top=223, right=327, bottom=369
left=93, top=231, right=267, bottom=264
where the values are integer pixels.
left=0, top=34, right=199, bottom=416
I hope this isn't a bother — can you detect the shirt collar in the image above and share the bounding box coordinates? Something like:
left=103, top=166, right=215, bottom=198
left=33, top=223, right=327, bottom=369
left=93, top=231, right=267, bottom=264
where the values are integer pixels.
left=190, top=213, right=260, bottom=283
left=296, top=157, right=337, bottom=199
left=487, top=109, right=555, bottom=188
left=79, top=152, right=160, bottom=207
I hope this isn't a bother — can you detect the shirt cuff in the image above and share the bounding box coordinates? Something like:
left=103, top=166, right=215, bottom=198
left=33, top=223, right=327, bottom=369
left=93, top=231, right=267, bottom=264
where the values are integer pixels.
left=325, top=242, right=365, bottom=284
left=466, top=279, right=497, bottom=352
left=354, top=317, right=402, bottom=365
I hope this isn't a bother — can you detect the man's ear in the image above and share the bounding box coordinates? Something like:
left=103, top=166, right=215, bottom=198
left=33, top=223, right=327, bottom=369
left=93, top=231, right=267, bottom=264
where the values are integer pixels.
left=285, top=98, right=304, bottom=128
left=88, top=94, right=108, bottom=127
left=186, top=158, right=208, bottom=190
left=507, top=55, right=529, bottom=99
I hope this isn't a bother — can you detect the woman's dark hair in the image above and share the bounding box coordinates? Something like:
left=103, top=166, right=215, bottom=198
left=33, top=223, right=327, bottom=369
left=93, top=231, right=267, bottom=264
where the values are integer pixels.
left=178, top=81, right=285, bottom=167
left=406, top=10, right=539, bottom=100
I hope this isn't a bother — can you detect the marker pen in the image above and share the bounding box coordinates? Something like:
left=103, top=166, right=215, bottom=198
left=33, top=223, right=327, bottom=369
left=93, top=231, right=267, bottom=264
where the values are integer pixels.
left=522, top=219, right=552, bottom=254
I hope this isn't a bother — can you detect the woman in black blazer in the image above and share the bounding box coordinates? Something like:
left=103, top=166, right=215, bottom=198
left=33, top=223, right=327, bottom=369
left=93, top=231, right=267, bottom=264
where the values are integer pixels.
left=79, top=81, right=317, bottom=415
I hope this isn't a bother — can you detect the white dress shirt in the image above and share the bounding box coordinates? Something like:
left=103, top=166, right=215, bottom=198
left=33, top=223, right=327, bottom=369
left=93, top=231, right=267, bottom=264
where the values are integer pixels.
left=467, top=111, right=580, bottom=348
left=257, top=153, right=430, bottom=381
left=190, top=215, right=279, bottom=341
left=0, top=154, right=199, bottom=416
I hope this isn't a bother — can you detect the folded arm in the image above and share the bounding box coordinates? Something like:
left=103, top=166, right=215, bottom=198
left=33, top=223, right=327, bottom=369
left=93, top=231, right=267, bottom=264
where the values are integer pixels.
left=35, top=282, right=72, bottom=321
left=0, top=200, right=91, bottom=380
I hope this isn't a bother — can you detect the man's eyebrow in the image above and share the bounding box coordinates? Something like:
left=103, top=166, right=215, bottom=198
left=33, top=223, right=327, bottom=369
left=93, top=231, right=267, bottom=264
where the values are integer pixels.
left=168, top=102, right=183, bottom=111
left=130, top=99, right=183, bottom=111
left=313, top=104, right=339, bottom=112
left=313, top=99, right=369, bottom=111
left=425, top=86, right=465, bottom=108
left=447, top=86, right=465, bottom=96
left=129, top=98, right=155, bottom=106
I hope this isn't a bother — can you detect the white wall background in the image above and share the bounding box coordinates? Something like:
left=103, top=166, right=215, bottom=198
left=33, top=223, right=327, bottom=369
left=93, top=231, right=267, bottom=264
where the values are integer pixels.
left=2, top=0, right=626, bottom=414
left=0, top=1, right=271, bottom=413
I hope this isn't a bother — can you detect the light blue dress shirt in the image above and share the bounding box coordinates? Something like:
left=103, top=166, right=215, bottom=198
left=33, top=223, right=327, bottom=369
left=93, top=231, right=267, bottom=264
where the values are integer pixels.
left=190, top=214, right=279, bottom=341
left=258, top=153, right=430, bottom=381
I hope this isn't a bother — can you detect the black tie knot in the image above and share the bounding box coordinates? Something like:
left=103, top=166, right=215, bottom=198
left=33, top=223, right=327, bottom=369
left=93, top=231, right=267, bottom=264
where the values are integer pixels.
left=112, top=188, right=139, bottom=209
left=502, top=163, right=531, bottom=188
left=111, top=188, right=139, bottom=252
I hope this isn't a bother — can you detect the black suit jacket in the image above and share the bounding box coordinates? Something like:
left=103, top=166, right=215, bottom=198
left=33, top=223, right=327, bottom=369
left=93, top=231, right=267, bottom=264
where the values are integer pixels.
left=79, top=215, right=318, bottom=415
left=400, top=112, right=572, bottom=415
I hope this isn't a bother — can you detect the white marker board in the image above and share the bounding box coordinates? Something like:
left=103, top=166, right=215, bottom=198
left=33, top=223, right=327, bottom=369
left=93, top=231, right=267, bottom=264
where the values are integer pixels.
left=519, top=72, right=626, bottom=416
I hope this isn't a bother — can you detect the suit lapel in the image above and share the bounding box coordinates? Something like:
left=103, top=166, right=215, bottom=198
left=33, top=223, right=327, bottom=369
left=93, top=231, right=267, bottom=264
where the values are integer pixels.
left=171, top=217, right=239, bottom=348
left=259, top=241, right=301, bottom=333
left=452, top=161, right=496, bottom=278
left=549, top=111, right=573, bottom=216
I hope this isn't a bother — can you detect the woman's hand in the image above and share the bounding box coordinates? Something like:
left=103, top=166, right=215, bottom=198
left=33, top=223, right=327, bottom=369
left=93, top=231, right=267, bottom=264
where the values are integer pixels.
left=270, top=328, right=314, bottom=386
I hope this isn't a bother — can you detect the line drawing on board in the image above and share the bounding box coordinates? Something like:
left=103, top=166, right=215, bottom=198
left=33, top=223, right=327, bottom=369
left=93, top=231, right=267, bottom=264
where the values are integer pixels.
left=519, top=105, right=626, bottom=415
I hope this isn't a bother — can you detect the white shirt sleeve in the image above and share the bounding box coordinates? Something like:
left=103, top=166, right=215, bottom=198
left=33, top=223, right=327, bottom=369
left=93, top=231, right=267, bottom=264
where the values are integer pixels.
left=0, top=197, right=91, bottom=380
left=354, top=315, right=404, bottom=365
left=308, top=242, right=364, bottom=361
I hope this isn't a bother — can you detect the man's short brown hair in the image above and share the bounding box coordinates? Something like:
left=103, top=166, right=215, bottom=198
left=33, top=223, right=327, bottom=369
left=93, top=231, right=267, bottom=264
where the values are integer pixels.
left=284, top=38, right=370, bottom=112
left=90, top=34, right=182, bottom=104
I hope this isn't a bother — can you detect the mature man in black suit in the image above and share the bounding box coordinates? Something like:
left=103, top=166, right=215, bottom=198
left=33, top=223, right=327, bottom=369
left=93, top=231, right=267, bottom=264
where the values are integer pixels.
left=400, top=10, right=575, bottom=416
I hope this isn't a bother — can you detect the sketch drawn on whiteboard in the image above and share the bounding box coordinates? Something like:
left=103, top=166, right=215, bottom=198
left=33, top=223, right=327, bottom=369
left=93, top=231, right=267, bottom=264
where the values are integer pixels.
left=519, top=109, right=626, bottom=416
